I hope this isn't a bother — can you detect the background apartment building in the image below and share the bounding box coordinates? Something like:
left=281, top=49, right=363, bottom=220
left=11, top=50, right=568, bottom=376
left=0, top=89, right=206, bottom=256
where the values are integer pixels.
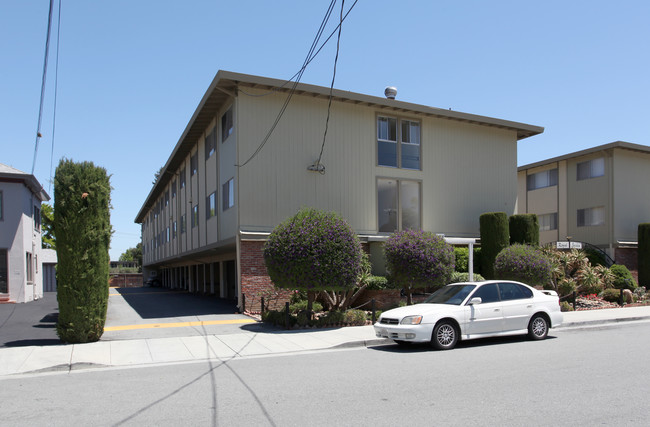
left=136, top=71, right=543, bottom=310
left=517, top=141, right=650, bottom=270
left=0, top=164, right=50, bottom=303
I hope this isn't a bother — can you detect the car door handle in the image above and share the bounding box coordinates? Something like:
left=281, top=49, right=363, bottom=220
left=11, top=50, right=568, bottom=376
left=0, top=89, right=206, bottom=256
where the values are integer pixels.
left=527, top=304, right=533, bottom=308
left=494, top=309, right=500, bottom=312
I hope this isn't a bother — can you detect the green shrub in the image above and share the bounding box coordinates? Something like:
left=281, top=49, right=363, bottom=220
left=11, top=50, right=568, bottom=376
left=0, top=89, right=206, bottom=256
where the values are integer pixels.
left=449, top=272, right=485, bottom=283
left=454, top=247, right=482, bottom=273
left=289, top=300, right=323, bottom=314
left=384, top=229, right=454, bottom=304
left=262, top=309, right=296, bottom=327
left=560, top=301, right=574, bottom=312
left=509, top=214, right=539, bottom=246
left=54, top=159, right=112, bottom=343
left=480, top=212, right=509, bottom=279
left=638, top=223, right=650, bottom=287
left=494, top=244, right=552, bottom=288
left=610, top=264, right=637, bottom=289
left=600, top=288, right=632, bottom=304
left=317, top=310, right=345, bottom=326
left=584, top=246, right=607, bottom=267
left=343, top=309, right=367, bottom=326
left=365, top=275, right=389, bottom=290
left=367, top=310, right=382, bottom=321
left=558, top=278, right=577, bottom=297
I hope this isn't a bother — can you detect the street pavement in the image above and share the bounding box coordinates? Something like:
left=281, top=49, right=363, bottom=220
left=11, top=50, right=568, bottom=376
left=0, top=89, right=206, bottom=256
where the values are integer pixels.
left=1, top=287, right=649, bottom=377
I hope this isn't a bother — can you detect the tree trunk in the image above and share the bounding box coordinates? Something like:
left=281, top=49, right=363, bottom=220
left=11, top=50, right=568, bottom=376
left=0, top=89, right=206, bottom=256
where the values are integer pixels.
left=406, top=286, right=413, bottom=305
left=307, top=290, right=316, bottom=320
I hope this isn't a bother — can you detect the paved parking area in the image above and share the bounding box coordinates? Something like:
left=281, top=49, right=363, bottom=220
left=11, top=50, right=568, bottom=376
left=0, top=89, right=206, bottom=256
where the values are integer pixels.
left=0, top=287, right=264, bottom=347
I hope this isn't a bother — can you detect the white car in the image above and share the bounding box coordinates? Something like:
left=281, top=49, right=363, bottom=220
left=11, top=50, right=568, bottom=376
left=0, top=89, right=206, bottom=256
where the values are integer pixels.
left=374, top=280, right=563, bottom=350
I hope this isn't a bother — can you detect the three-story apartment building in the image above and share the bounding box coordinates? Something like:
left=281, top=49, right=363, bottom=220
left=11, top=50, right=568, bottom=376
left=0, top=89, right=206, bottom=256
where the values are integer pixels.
left=135, top=71, right=543, bottom=311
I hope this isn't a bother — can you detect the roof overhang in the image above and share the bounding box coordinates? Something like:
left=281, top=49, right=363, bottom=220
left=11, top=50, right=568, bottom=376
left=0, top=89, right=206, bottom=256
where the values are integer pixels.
left=0, top=171, right=50, bottom=202
left=135, top=70, right=544, bottom=223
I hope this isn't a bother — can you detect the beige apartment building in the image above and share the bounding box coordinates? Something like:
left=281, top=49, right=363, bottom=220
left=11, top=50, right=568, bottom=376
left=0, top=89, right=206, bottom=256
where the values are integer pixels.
left=516, top=141, right=650, bottom=267
left=135, top=70, right=543, bottom=310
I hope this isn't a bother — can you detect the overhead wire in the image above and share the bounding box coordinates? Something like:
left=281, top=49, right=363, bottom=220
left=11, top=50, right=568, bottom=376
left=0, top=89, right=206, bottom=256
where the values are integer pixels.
left=48, top=0, right=62, bottom=195
left=313, top=0, right=345, bottom=174
left=31, top=0, right=56, bottom=175
left=236, top=0, right=337, bottom=167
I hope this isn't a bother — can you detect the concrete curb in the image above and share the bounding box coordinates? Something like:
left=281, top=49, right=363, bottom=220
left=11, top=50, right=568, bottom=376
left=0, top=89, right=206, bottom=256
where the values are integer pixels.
left=558, top=315, right=650, bottom=328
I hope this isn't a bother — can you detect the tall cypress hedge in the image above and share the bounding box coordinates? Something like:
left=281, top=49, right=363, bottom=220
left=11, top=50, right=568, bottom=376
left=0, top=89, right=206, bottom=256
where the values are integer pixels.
left=639, top=223, right=650, bottom=287
left=54, top=159, right=112, bottom=343
left=509, top=214, right=539, bottom=246
left=480, top=212, right=509, bottom=279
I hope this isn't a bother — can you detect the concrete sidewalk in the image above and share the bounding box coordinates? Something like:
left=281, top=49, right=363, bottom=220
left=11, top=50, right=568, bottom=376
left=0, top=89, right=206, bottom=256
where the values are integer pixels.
left=1, top=305, right=649, bottom=377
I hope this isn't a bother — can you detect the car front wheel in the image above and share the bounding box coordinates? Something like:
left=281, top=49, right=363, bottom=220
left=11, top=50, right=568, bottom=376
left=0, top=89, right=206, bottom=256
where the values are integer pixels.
left=528, top=314, right=549, bottom=340
left=431, top=321, right=458, bottom=350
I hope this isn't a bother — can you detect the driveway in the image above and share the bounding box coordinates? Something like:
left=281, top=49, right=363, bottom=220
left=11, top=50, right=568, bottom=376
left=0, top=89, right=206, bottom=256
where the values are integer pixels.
left=0, top=287, right=263, bottom=347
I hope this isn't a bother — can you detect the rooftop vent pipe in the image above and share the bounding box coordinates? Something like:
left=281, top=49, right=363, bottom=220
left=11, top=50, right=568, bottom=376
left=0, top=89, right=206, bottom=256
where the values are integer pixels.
left=384, top=86, right=397, bottom=99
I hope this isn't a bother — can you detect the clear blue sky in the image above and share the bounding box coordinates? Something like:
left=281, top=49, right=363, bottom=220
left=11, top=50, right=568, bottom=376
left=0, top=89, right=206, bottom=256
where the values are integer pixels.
left=2, top=1, right=649, bottom=260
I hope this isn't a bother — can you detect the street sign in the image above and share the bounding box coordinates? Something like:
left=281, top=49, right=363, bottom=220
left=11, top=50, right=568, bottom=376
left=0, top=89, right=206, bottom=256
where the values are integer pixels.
left=556, top=242, right=569, bottom=249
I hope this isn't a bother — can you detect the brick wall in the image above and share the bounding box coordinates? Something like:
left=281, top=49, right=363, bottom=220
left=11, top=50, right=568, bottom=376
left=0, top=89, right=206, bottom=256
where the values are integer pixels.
left=109, top=273, right=143, bottom=288
left=240, top=240, right=292, bottom=312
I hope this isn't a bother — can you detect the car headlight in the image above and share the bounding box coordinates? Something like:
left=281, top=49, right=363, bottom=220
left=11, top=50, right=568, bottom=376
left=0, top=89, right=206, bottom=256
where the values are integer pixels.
left=400, top=315, right=423, bottom=325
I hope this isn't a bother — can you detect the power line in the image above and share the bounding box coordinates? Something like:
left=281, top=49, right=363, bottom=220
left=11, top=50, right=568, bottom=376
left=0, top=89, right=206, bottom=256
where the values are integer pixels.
left=31, top=0, right=56, bottom=175
left=48, top=0, right=62, bottom=195
left=237, top=0, right=337, bottom=168
left=313, top=0, right=345, bottom=174
left=237, top=0, right=360, bottom=168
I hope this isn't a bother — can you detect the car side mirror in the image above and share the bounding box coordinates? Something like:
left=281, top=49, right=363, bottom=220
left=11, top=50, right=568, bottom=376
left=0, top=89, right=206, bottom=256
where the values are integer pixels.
left=468, top=297, right=482, bottom=305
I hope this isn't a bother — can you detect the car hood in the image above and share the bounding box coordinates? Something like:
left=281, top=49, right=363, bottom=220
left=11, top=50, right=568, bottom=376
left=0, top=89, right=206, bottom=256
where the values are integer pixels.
left=380, top=303, right=459, bottom=320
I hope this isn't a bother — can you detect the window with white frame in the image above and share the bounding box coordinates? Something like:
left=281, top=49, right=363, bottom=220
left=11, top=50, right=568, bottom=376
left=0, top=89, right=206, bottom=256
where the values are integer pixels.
left=539, top=213, right=558, bottom=231
left=222, top=178, right=234, bottom=211
left=377, top=116, right=421, bottom=169
left=377, top=178, right=421, bottom=232
left=221, top=107, right=233, bottom=142
left=33, top=205, right=41, bottom=230
left=577, top=206, right=605, bottom=227
left=206, top=192, right=216, bottom=219
left=26, top=252, right=33, bottom=283
left=577, top=157, right=605, bottom=180
left=205, top=127, right=216, bottom=159
left=527, top=169, right=558, bottom=191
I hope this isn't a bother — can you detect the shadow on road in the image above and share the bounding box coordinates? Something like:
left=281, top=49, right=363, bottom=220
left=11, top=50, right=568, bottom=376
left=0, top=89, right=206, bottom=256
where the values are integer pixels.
left=113, top=287, right=238, bottom=319
left=370, top=334, right=558, bottom=353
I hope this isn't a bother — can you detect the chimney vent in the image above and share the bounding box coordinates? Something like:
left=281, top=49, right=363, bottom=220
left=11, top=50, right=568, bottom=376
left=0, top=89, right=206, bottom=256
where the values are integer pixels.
left=384, top=86, right=397, bottom=100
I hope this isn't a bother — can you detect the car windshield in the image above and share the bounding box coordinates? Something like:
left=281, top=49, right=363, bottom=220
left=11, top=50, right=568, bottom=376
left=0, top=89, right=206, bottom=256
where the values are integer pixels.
left=423, top=284, right=476, bottom=305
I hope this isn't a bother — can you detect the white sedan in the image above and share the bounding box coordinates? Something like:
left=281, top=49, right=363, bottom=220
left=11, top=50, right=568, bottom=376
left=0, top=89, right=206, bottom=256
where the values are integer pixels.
left=374, top=280, right=563, bottom=350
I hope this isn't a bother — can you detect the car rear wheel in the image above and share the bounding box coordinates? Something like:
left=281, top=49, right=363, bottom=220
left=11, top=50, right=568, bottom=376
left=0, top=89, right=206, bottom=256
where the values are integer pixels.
left=431, top=321, right=458, bottom=350
left=528, top=314, right=549, bottom=340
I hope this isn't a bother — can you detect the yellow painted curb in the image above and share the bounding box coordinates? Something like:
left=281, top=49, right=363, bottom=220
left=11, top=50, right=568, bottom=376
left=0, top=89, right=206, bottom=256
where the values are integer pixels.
left=104, top=318, right=256, bottom=332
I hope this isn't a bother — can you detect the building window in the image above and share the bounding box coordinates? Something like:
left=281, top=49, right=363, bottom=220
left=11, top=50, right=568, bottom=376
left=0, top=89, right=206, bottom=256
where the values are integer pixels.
left=577, top=157, right=605, bottom=181
left=377, top=116, right=420, bottom=169
left=0, top=191, right=3, bottom=221
left=577, top=206, right=605, bottom=227
left=180, top=168, right=186, bottom=189
left=33, top=205, right=41, bottom=230
left=164, top=191, right=169, bottom=207
left=0, top=249, right=8, bottom=293
left=26, top=252, right=33, bottom=283
left=377, top=178, right=421, bottom=232
left=222, top=178, right=234, bottom=211
left=181, top=214, right=187, bottom=233
left=191, top=204, right=199, bottom=228
left=171, top=179, right=177, bottom=198
left=166, top=227, right=170, bottom=243
left=205, top=127, right=216, bottom=159
left=207, top=192, right=216, bottom=219
left=527, top=169, right=558, bottom=191
left=221, top=107, right=233, bottom=142
left=173, top=221, right=177, bottom=239
left=539, top=213, right=558, bottom=231
left=190, top=153, right=198, bottom=176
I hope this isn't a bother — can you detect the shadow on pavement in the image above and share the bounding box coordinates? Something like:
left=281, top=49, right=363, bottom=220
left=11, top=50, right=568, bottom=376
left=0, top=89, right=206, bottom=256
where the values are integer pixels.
left=0, top=293, right=62, bottom=347
left=369, top=335, right=558, bottom=353
left=114, top=287, right=238, bottom=319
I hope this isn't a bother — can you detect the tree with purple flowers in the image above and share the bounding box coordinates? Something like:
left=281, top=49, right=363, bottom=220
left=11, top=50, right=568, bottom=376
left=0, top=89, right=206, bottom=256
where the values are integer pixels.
left=263, top=207, right=364, bottom=313
left=384, top=230, right=455, bottom=305
left=494, top=244, right=552, bottom=288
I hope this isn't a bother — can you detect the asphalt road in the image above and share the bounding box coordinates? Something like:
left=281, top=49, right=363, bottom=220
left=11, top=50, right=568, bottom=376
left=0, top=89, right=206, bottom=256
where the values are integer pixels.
left=1, top=322, right=647, bottom=426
